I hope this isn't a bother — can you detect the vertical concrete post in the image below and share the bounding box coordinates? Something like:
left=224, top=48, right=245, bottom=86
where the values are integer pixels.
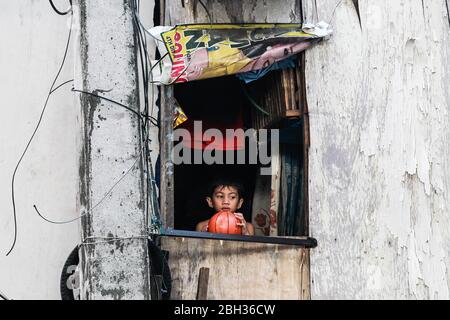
left=76, top=0, right=150, bottom=299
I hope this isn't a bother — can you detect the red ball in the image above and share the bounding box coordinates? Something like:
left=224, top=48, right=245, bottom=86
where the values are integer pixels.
left=208, top=211, right=242, bottom=235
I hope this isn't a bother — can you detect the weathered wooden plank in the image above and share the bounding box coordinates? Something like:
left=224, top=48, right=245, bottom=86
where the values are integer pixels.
left=299, top=53, right=310, bottom=239
left=304, top=0, right=450, bottom=299
left=286, top=109, right=302, bottom=117
left=269, top=152, right=281, bottom=236
left=196, top=267, right=210, bottom=300
left=160, top=86, right=175, bottom=228
left=251, top=174, right=271, bottom=236
left=248, top=60, right=305, bottom=130
left=300, top=247, right=311, bottom=299
left=161, top=237, right=310, bottom=299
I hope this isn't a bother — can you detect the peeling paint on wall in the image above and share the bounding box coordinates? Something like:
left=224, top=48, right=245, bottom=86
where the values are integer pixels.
left=304, top=0, right=450, bottom=299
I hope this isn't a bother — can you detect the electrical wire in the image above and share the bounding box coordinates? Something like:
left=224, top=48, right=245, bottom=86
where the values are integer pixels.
left=131, top=0, right=162, bottom=230
left=149, top=34, right=207, bottom=85
left=4, top=2, right=163, bottom=282
left=33, top=150, right=142, bottom=225
left=148, top=0, right=213, bottom=85
left=310, top=0, right=344, bottom=25
left=131, top=5, right=169, bottom=298
left=327, top=0, right=345, bottom=25
left=71, top=88, right=159, bottom=126
left=133, top=6, right=164, bottom=43
left=72, top=88, right=141, bottom=117
left=30, top=1, right=160, bottom=228
left=33, top=205, right=83, bottom=225
left=133, top=0, right=152, bottom=227
left=198, top=0, right=212, bottom=24
left=147, top=51, right=169, bottom=82
left=49, top=0, right=72, bottom=16
left=6, top=8, right=73, bottom=257
left=20, top=5, right=165, bottom=294
left=80, top=235, right=148, bottom=246
left=50, top=79, right=74, bottom=94
left=239, top=82, right=270, bottom=116
left=0, top=289, right=9, bottom=300
left=134, top=7, right=158, bottom=127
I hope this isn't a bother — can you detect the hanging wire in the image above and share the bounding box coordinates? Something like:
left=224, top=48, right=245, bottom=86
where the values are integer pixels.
left=71, top=88, right=158, bottom=126
left=33, top=148, right=142, bottom=225
left=198, top=0, right=212, bottom=24
left=131, top=2, right=170, bottom=295
left=34, top=205, right=83, bottom=225
left=50, top=79, right=74, bottom=94
left=80, top=235, right=149, bottom=246
left=49, top=0, right=72, bottom=16
left=6, top=0, right=164, bottom=265
left=0, top=289, right=9, bottom=300
left=149, top=0, right=213, bottom=85
left=132, top=0, right=152, bottom=225
left=131, top=0, right=162, bottom=231
left=6, top=6, right=73, bottom=257
left=328, top=0, right=345, bottom=25
left=29, top=0, right=159, bottom=230
left=133, top=7, right=164, bottom=43
left=306, top=0, right=344, bottom=27
left=148, top=33, right=208, bottom=85
left=16, top=4, right=168, bottom=298
left=239, top=82, right=270, bottom=116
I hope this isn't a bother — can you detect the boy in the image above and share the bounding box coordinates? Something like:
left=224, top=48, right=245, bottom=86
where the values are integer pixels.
left=196, top=180, right=255, bottom=235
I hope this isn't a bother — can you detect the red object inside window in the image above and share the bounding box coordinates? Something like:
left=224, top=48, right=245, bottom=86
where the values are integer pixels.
left=178, top=110, right=245, bottom=151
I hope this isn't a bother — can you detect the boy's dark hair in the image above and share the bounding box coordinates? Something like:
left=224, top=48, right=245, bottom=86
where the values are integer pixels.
left=207, top=179, right=245, bottom=199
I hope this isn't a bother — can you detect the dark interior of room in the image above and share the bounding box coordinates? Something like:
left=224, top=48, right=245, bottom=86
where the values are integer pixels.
left=172, top=74, right=305, bottom=236
left=173, top=76, right=258, bottom=231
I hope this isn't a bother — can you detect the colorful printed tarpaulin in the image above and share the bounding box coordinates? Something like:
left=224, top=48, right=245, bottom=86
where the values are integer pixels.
left=149, top=22, right=332, bottom=85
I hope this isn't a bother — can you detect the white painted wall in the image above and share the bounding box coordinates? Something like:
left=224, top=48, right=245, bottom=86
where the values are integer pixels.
left=305, top=0, right=450, bottom=299
left=0, top=0, right=156, bottom=300
left=0, top=0, right=79, bottom=299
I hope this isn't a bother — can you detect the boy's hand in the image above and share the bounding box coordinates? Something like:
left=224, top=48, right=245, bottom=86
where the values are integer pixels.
left=196, top=220, right=209, bottom=232
left=234, top=213, right=250, bottom=235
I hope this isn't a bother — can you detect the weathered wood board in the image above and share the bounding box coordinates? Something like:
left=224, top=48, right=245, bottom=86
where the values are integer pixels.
left=251, top=174, right=271, bottom=236
left=161, top=237, right=310, bottom=299
left=303, top=0, right=450, bottom=299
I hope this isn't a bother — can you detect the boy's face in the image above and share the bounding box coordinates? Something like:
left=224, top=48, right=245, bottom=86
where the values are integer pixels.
left=206, top=185, right=243, bottom=213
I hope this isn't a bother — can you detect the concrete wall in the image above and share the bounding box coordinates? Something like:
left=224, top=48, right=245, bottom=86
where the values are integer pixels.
left=0, top=0, right=156, bottom=300
left=304, top=0, right=450, bottom=299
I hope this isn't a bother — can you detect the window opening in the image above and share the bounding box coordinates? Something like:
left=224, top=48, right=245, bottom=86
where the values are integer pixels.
left=158, top=65, right=312, bottom=245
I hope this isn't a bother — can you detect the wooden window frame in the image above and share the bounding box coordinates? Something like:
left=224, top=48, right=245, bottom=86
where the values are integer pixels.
left=157, top=74, right=316, bottom=248
left=155, top=0, right=314, bottom=248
